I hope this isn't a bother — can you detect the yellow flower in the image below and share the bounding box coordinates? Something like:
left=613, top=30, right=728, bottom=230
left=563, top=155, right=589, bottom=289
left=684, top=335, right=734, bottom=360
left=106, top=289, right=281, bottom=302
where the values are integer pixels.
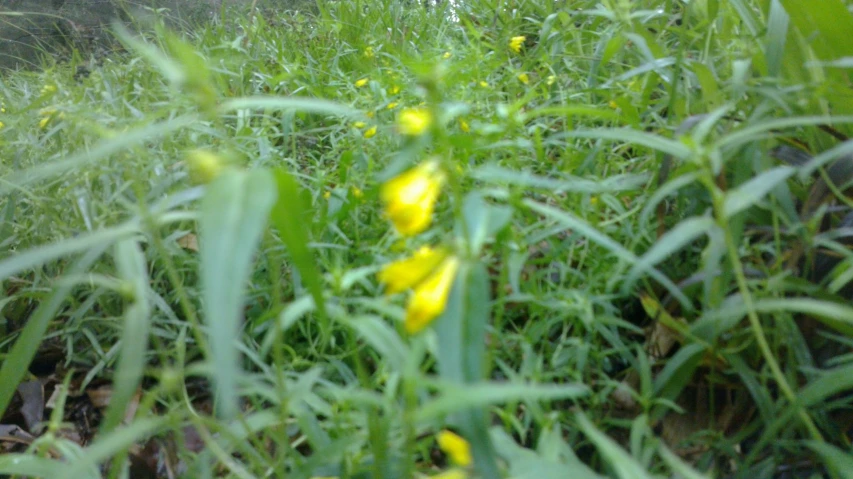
left=389, top=84, right=400, bottom=95
left=380, top=160, right=445, bottom=236
left=386, top=102, right=398, bottom=110
left=323, top=191, right=332, bottom=200
left=353, top=121, right=367, bottom=129
left=479, top=81, right=489, bottom=88
left=364, top=46, right=374, bottom=58
left=437, top=430, right=472, bottom=467
left=517, top=73, right=530, bottom=85
left=509, top=35, right=526, bottom=53
left=546, top=74, right=556, bottom=86
left=187, top=150, right=226, bottom=184
left=366, top=110, right=375, bottom=119
left=355, top=78, right=369, bottom=87
left=364, top=126, right=377, bottom=138
left=459, top=119, right=470, bottom=133
left=378, top=246, right=449, bottom=295
left=38, top=117, right=51, bottom=129
left=351, top=186, right=363, bottom=199
left=397, top=107, right=433, bottom=136
left=443, top=51, right=452, bottom=59
left=405, top=257, right=459, bottom=333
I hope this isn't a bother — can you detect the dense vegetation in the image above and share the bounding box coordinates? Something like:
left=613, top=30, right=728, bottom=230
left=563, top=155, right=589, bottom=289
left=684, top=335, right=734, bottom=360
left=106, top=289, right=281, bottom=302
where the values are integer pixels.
left=1, top=0, right=853, bottom=477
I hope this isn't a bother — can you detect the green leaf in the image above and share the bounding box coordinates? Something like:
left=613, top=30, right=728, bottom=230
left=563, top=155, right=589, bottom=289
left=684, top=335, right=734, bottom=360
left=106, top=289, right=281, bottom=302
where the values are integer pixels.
left=576, top=412, right=654, bottom=479
left=100, top=239, right=151, bottom=434
left=652, top=343, right=706, bottom=420
left=0, top=455, right=61, bottom=477
left=624, top=216, right=714, bottom=290
left=200, top=169, right=277, bottom=419
left=491, top=428, right=604, bottom=479
left=471, top=165, right=648, bottom=193
left=0, top=246, right=107, bottom=419
left=221, top=96, right=360, bottom=117
left=0, top=115, right=197, bottom=196
left=0, top=222, right=139, bottom=281
left=270, top=169, right=329, bottom=332
left=722, top=166, right=795, bottom=218
left=524, top=199, right=690, bottom=308
left=415, top=381, right=588, bottom=421
left=805, top=441, right=853, bottom=479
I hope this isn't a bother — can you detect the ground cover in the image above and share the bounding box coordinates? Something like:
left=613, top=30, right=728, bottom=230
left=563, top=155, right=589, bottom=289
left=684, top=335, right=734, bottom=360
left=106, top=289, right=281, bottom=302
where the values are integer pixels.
left=1, top=0, right=852, bottom=477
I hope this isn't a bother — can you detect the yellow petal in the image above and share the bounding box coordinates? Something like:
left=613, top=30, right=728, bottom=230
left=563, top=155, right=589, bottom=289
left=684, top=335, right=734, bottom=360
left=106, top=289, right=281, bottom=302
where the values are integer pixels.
left=509, top=35, right=526, bottom=53
left=378, top=246, right=448, bottom=295
left=364, top=126, right=377, bottom=138
left=355, top=78, right=369, bottom=87
left=380, top=161, right=445, bottom=236
left=397, top=107, right=433, bottom=136
left=436, top=429, right=472, bottom=467
left=517, top=73, right=530, bottom=85
left=405, top=258, right=459, bottom=334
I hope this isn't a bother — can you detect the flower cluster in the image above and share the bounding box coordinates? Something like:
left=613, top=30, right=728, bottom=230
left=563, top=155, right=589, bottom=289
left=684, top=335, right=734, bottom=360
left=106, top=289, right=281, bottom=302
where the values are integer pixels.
left=509, top=35, right=526, bottom=54
left=377, top=109, right=459, bottom=334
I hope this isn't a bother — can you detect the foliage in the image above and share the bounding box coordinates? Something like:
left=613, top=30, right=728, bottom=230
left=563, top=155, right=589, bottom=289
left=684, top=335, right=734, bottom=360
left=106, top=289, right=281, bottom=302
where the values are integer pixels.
left=1, top=0, right=853, bottom=477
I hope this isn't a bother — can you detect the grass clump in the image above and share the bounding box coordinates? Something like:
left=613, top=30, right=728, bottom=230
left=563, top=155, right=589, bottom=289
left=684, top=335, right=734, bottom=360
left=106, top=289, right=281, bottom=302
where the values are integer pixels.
left=1, top=0, right=853, bottom=478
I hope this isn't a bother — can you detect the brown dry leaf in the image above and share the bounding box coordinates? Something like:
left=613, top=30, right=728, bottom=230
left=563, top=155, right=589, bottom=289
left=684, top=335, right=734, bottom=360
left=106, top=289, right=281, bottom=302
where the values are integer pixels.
left=17, top=381, right=45, bottom=433
left=177, top=233, right=199, bottom=252
left=86, top=386, right=142, bottom=424
left=0, top=424, right=35, bottom=451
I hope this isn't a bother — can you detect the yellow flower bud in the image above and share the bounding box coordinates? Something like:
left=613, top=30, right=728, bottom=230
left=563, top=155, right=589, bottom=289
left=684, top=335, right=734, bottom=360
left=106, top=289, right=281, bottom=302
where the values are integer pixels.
left=378, top=246, right=449, bottom=296
left=405, top=257, right=459, bottom=334
left=364, top=126, right=377, bottom=138
left=355, top=78, right=369, bottom=87
left=353, top=121, right=367, bottom=129
left=517, top=73, right=530, bottom=85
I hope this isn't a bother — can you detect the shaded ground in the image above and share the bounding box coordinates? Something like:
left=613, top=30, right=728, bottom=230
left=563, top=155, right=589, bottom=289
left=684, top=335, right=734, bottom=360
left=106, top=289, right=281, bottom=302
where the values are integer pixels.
left=0, top=0, right=240, bottom=70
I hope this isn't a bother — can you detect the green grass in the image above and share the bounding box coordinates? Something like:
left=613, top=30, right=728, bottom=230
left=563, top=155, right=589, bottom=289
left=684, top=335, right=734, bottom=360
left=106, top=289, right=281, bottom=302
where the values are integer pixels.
left=1, top=0, right=853, bottom=477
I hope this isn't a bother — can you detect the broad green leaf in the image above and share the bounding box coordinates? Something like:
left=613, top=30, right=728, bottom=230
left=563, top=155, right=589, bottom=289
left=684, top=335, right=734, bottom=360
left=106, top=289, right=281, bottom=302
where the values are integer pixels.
left=796, top=363, right=853, bottom=408
left=551, top=128, right=691, bottom=159
left=100, top=239, right=151, bottom=434
left=0, top=246, right=106, bottom=419
left=270, top=169, right=329, bottom=331
left=200, top=169, right=277, bottom=419
left=723, top=166, right=795, bottom=218
left=0, top=454, right=61, bottom=477
left=461, top=192, right=512, bottom=255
